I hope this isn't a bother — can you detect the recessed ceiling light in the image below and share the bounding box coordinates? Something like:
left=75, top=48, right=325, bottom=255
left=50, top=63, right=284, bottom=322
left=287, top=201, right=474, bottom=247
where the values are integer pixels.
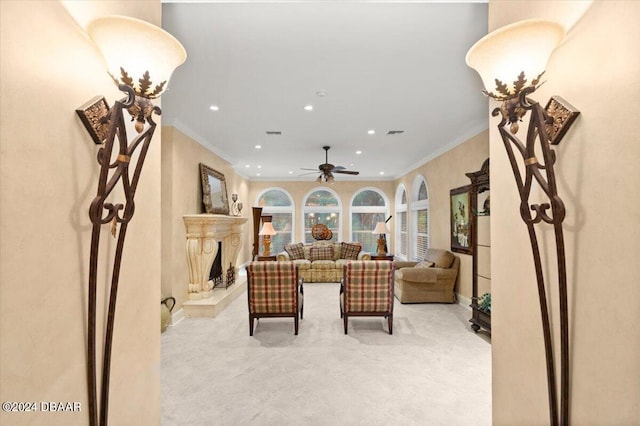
left=379, top=171, right=385, bottom=175
left=368, top=130, right=375, bottom=135
left=304, top=105, right=313, bottom=111
left=356, top=150, right=362, bottom=155
left=245, top=165, right=250, bottom=168
left=288, top=171, right=293, bottom=174
left=256, top=173, right=261, bottom=177
left=209, top=105, right=219, bottom=111
left=257, top=165, right=262, bottom=169
left=350, top=163, right=354, bottom=167
left=255, top=145, right=261, bottom=149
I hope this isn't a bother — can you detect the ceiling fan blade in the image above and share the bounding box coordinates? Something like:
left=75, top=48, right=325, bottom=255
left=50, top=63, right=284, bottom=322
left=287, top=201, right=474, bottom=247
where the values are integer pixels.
left=333, top=170, right=360, bottom=175
left=300, top=168, right=320, bottom=171
left=299, top=171, right=320, bottom=176
left=330, top=165, right=346, bottom=172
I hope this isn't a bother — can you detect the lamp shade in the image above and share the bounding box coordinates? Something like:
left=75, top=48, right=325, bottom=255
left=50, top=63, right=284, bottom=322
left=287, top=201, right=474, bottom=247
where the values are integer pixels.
left=259, top=222, right=277, bottom=236
left=465, top=19, right=565, bottom=99
left=372, top=221, right=390, bottom=235
left=87, top=16, right=187, bottom=99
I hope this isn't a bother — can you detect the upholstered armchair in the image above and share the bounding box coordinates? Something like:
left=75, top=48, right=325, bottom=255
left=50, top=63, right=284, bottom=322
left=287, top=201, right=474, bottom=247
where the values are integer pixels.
left=246, top=261, right=304, bottom=336
left=393, top=248, right=459, bottom=304
left=340, top=260, right=394, bottom=335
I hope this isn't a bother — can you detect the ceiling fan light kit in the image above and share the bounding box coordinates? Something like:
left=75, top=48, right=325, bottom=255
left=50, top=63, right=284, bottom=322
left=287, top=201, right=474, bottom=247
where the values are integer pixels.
left=302, top=146, right=360, bottom=183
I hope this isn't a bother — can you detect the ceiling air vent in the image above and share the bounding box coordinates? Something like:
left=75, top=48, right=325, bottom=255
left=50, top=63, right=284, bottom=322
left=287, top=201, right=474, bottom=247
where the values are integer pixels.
left=387, top=130, right=404, bottom=135
left=266, top=131, right=282, bottom=135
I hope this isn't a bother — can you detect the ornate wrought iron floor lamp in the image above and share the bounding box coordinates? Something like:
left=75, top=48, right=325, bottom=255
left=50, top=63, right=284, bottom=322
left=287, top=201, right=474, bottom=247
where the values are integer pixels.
left=76, top=16, right=186, bottom=426
left=466, top=19, right=580, bottom=426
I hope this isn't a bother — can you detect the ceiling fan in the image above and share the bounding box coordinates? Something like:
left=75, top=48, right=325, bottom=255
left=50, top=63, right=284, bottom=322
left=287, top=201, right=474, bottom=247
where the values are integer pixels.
left=301, top=146, right=360, bottom=183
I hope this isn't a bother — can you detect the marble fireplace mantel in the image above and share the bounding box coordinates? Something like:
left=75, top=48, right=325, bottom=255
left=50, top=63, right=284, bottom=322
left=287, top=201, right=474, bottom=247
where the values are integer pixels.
left=182, top=214, right=248, bottom=318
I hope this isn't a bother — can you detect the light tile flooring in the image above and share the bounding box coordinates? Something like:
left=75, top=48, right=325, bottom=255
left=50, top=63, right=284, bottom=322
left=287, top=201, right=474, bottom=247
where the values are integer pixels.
left=162, top=283, right=491, bottom=426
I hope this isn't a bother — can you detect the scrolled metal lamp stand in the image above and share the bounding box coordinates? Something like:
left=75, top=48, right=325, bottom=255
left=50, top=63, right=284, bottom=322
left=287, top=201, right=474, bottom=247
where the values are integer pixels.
left=494, top=85, right=571, bottom=426
left=85, top=84, right=160, bottom=426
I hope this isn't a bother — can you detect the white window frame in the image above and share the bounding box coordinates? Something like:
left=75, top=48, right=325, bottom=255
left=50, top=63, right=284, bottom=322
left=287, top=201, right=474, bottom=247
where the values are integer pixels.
left=255, top=187, right=295, bottom=254
left=395, top=184, right=408, bottom=260
left=349, top=187, right=390, bottom=251
left=411, top=175, right=429, bottom=261
left=302, top=187, right=342, bottom=243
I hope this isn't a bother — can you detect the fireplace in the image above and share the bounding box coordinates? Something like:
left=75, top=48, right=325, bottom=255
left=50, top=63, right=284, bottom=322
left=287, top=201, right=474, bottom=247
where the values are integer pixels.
left=183, top=214, right=247, bottom=300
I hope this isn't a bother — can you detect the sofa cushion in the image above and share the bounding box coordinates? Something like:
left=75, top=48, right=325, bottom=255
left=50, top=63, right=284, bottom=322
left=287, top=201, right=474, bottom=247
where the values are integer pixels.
left=310, top=246, right=334, bottom=261
left=285, top=243, right=305, bottom=260
left=311, top=260, right=337, bottom=270
left=415, top=260, right=434, bottom=268
left=293, top=259, right=311, bottom=270
left=425, top=249, right=455, bottom=268
left=340, top=242, right=362, bottom=260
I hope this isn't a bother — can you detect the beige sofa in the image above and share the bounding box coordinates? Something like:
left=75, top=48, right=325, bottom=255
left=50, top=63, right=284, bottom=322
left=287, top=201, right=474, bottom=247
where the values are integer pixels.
left=277, top=241, right=371, bottom=282
left=393, top=248, right=459, bottom=303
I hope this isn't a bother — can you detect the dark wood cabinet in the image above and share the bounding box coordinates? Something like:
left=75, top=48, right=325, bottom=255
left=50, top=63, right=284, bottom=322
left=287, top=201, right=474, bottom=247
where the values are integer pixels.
left=466, top=159, right=491, bottom=335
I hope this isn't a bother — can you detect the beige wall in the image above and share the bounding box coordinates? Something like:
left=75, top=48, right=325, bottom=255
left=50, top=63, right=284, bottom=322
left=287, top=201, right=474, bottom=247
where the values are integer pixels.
left=0, top=1, right=162, bottom=425
left=489, top=1, right=640, bottom=424
left=161, top=127, right=250, bottom=311
left=394, top=130, right=489, bottom=300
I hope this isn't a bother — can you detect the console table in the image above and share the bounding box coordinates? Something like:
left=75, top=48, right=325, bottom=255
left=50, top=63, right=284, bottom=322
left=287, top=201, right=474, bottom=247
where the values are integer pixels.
left=370, top=254, right=394, bottom=261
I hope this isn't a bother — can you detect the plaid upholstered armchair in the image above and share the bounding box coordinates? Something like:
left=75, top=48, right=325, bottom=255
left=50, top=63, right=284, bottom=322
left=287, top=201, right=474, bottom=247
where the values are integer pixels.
left=340, top=261, right=394, bottom=335
left=246, top=261, right=304, bottom=336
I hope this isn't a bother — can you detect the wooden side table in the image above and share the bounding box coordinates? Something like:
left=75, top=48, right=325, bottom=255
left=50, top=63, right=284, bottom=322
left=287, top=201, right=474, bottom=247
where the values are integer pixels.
left=256, top=255, right=277, bottom=261
left=370, top=254, right=394, bottom=261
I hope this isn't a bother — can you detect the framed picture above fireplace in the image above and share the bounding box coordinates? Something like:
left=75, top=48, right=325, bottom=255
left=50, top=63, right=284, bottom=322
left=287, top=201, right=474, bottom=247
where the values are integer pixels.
left=199, top=163, right=230, bottom=215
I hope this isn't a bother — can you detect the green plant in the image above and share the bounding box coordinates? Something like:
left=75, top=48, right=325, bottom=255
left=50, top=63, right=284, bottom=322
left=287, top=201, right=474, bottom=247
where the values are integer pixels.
left=478, top=292, right=491, bottom=313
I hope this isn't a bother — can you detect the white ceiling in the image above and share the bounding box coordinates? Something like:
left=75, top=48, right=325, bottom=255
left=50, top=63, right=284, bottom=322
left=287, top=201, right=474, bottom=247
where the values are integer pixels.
left=161, top=1, right=489, bottom=181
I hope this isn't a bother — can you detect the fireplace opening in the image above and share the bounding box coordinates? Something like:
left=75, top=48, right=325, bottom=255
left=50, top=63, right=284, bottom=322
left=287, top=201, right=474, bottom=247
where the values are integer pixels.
left=209, top=242, right=235, bottom=289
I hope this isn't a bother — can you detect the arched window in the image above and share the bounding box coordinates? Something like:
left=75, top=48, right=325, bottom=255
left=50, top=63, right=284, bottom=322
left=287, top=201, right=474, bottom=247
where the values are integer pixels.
left=350, top=188, right=389, bottom=252
left=256, top=188, right=294, bottom=255
left=395, top=185, right=408, bottom=260
left=411, top=176, right=429, bottom=260
left=302, top=188, right=341, bottom=243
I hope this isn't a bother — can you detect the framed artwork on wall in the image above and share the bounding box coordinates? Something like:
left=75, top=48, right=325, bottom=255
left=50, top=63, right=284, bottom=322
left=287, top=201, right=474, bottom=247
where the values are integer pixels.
left=199, top=163, right=230, bottom=215
left=450, top=185, right=473, bottom=255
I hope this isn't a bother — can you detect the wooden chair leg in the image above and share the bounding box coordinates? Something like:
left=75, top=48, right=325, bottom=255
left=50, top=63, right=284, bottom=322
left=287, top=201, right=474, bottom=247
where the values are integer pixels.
left=249, top=315, right=254, bottom=336
left=343, top=314, right=348, bottom=334
left=388, top=314, right=393, bottom=335
left=294, top=315, right=299, bottom=336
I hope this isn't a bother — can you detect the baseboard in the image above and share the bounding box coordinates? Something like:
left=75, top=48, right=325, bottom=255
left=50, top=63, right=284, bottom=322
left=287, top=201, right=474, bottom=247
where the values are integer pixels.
left=170, top=308, right=185, bottom=327
left=457, top=293, right=472, bottom=311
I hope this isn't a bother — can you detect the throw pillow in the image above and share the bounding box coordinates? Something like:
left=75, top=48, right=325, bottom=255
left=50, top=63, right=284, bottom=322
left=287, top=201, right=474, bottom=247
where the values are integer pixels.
left=310, top=246, right=334, bottom=261
left=340, top=242, right=361, bottom=260
left=285, top=243, right=305, bottom=260
left=430, top=251, right=455, bottom=268
left=415, top=260, right=434, bottom=268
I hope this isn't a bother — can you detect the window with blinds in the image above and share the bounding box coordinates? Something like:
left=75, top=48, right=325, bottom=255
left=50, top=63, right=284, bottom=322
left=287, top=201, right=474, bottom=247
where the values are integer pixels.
left=411, top=177, right=429, bottom=261
left=399, top=210, right=408, bottom=257
left=414, top=208, right=429, bottom=260
left=395, top=186, right=408, bottom=259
